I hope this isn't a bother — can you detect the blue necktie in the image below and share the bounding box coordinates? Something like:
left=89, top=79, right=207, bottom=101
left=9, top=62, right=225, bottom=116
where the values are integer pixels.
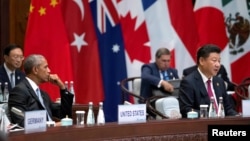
left=162, top=71, right=169, bottom=80
left=36, top=88, right=52, bottom=121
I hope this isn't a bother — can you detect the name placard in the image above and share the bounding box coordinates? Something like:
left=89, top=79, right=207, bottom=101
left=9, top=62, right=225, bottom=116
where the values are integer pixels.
left=24, top=110, right=46, bottom=133
left=118, top=104, right=146, bottom=124
left=242, top=99, right=250, bottom=117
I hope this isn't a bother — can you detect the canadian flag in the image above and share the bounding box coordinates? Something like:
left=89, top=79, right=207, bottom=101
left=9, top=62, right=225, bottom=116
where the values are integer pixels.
left=118, top=0, right=151, bottom=78
left=119, top=0, right=199, bottom=79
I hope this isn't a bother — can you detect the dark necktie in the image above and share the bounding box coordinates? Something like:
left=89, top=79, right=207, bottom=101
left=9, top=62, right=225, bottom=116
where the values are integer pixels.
left=10, top=73, right=15, bottom=88
left=207, top=79, right=218, bottom=112
left=161, top=71, right=169, bottom=80
left=36, top=88, right=52, bottom=121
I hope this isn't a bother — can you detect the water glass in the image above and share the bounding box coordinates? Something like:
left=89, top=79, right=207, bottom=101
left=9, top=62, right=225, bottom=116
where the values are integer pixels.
left=200, top=105, right=208, bottom=118
left=76, top=111, right=85, bottom=125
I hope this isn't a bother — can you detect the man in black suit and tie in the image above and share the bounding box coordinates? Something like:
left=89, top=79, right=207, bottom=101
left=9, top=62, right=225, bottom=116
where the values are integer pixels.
left=8, top=54, right=74, bottom=127
left=0, top=44, right=25, bottom=93
left=140, top=47, right=179, bottom=102
left=182, top=64, right=236, bottom=91
left=178, top=44, right=238, bottom=118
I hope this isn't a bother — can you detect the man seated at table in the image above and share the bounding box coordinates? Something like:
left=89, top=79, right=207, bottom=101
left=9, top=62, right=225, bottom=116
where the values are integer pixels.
left=0, top=43, right=25, bottom=93
left=182, top=64, right=237, bottom=110
left=182, top=64, right=236, bottom=91
left=140, top=48, right=180, bottom=118
left=140, top=47, right=179, bottom=101
left=8, top=54, right=74, bottom=127
left=178, top=44, right=239, bottom=118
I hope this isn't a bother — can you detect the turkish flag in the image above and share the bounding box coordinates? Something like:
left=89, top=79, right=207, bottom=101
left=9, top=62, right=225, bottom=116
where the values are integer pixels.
left=61, top=0, right=104, bottom=104
left=24, top=0, right=73, bottom=101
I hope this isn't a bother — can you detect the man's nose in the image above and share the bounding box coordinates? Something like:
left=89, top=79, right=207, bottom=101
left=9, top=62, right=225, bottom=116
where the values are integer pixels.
left=216, top=62, right=221, bottom=67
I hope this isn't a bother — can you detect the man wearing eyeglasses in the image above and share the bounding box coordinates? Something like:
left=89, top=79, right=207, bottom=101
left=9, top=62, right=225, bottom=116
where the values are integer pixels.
left=0, top=44, right=26, bottom=93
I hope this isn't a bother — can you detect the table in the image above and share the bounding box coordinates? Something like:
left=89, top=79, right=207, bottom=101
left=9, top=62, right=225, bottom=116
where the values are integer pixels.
left=72, top=104, right=99, bottom=124
left=8, top=116, right=250, bottom=141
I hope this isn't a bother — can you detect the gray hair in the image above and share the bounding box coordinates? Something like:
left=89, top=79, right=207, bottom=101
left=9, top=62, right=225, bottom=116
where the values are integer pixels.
left=23, top=54, right=45, bottom=75
left=155, top=48, right=171, bottom=59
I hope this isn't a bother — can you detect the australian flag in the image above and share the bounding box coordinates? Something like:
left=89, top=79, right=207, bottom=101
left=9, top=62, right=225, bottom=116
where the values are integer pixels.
left=61, top=0, right=198, bottom=122
left=90, top=1, right=128, bottom=122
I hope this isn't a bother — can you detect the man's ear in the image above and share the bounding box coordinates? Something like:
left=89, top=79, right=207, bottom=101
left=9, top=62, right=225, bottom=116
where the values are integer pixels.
left=199, top=57, right=205, bottom=66
left=3, top=55, right=8, bottom=60
left=33, top=66, right=38, bottom=74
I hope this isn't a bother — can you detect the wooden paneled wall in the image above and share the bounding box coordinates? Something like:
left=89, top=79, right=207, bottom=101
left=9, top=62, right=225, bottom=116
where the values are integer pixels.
left=0, top=0, right=30, bottom=64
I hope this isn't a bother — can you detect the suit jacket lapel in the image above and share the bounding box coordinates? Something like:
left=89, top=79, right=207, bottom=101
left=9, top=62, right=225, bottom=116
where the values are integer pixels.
left=40, top=90, right=53, bottom=118
left=212, top=77, right=222, bottom=101
left=194, top=71, right=207, bottom=97
left=24, top=79, right=38, bottom=99
left=15, top=71, right=21, bottom=84
left=153, top=63, right=161, bottom=78
left=24, top=79, right=45, bottom=108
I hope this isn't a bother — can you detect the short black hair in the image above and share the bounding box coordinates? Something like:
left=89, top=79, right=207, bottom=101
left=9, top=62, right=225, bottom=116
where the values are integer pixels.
left=3, top=43, right=22, bottom=56
left=196, top=44, right=221, bottom=64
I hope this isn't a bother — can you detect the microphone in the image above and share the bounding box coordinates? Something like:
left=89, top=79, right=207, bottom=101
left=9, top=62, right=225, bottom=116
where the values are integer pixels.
left=11, top=107, right=24, bottom=117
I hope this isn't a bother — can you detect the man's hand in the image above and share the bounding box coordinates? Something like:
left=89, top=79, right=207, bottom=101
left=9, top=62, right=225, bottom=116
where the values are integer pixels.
left=49, top=74, right=65, bottom=89
left=161, top=80, right=174, bottom=93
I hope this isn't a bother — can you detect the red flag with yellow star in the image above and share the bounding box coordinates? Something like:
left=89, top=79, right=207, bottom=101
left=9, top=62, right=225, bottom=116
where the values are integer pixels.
left=24, top=0, right=73, bottom=101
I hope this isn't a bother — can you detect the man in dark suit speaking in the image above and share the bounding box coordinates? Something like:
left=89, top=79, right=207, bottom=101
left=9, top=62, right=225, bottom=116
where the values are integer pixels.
left=183, top=64, right=236, bottom=91
left=178, top=44, right=238, bottom=118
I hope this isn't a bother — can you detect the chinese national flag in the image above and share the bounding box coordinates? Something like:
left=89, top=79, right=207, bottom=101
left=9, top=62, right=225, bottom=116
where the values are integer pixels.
left=24, top=0, right=73, bottom=101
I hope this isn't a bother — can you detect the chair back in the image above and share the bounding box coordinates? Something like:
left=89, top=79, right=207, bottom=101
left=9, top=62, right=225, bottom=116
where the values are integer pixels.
left=120, top=77, right=145, bottom=104
left=132, top=78, right=141, bottom=97
left=234, top=77, right=250, bottom=112
left=146, top=95, right=181, bottom=119
left=235, top=77, right=250, bottom=100
left=155, top=96, right=182, bottom=119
